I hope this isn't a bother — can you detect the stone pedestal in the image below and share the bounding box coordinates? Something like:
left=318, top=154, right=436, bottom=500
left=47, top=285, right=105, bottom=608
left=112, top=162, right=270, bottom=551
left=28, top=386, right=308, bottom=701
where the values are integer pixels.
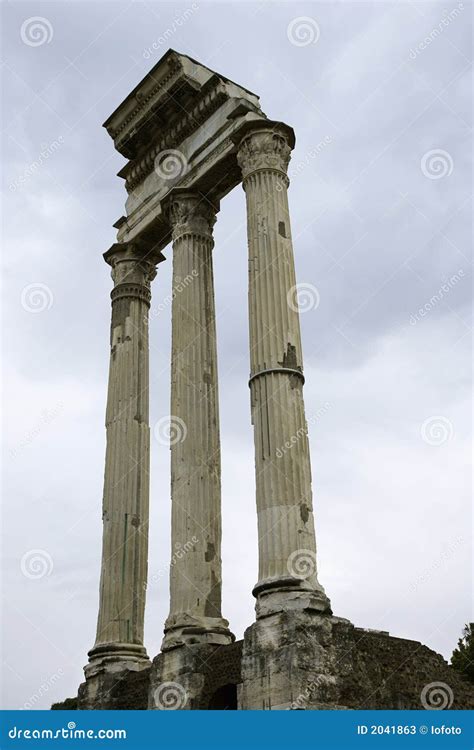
left=239, top=612, right=351, bottom=710
left=239, top=614, right=474, bottom=710
left=78, top=660, right=151, bottom=710
left=148, top=640, right=243, bottom=710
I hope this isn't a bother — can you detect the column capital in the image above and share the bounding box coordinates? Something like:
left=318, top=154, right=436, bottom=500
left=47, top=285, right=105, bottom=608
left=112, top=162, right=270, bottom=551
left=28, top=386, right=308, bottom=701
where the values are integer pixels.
left=236, top=123, right=294, bottom=181
left=164, top=191, right=219, bottom=242
left=104, top=242, right=163, bottom=306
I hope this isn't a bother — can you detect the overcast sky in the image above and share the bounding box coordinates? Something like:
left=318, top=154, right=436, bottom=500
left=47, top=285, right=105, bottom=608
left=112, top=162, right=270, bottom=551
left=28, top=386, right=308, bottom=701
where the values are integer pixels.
left=2, top=0, right=472, bottom=710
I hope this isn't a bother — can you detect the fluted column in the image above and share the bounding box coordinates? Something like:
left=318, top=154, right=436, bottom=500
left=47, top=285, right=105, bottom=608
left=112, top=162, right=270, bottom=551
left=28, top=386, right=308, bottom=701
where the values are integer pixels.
left=237, top=124, right=331, bottom=618
left=86, top=242, right=157, bottom=672
left=162, top=191, right=233, bottom=650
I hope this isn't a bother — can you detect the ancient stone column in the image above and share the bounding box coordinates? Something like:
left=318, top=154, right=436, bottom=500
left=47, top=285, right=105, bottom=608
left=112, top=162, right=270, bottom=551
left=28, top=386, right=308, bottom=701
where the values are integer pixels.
left=237, top=124, right=331, bottom=618
left=162, top=191, right=233, bottom=650
left=86, top=242, right=157, bottom=675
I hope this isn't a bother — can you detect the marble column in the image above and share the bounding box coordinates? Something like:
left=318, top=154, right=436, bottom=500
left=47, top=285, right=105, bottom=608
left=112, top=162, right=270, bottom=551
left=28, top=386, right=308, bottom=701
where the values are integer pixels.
left=86, top=242, right=157, bottom=675
left=162, top=191, right=233, bottom=650
left=237, top=124, right=331, bottom=618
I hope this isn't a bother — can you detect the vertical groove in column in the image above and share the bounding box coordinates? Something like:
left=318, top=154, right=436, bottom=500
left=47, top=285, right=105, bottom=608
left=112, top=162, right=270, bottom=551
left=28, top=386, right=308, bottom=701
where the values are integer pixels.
left=237, top=126, right=331, bottom=617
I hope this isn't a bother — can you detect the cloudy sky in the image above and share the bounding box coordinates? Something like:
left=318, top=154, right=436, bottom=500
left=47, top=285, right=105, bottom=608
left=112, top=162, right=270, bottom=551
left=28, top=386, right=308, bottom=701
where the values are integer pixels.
left=2, top=0, right=472, bottom=710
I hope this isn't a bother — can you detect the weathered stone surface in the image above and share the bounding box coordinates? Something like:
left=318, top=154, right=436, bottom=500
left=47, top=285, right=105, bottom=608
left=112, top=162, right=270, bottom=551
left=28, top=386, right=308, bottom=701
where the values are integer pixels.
left=82, top=243, right=164, bottom=694
left=236, top=123, right=330, bottom=617
left=78, top=664, right=150, bottom=710
left=239, top=613, right=474, bottom=710
left=74, top=614, right=474, bottom=710
left=339, top=626, right=474, bottom=710
left=51, top=697, right=78, bottom=710
left=240, top=613, right=348, bottom=709
left=149, top=643, right=242, bottom=710
left=104, top=49, right=268, bottom=251
left=161, top=192, right=233, bottom=652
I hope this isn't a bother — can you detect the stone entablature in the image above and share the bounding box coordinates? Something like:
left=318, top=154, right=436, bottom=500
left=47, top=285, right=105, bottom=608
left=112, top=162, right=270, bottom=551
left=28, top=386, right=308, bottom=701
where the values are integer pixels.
left=103, top=50, right=268, bottom=252
left=121, top=84, right=228, bottom=191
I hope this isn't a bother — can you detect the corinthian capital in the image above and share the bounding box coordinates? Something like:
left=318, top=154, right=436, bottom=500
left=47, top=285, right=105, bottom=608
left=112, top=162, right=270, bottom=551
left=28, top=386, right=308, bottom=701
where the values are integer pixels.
left=237, top=126, right=292, bottom=181
left=165, top=192, right=218, bottom=242
left=104, top=243, right=158, bottom=290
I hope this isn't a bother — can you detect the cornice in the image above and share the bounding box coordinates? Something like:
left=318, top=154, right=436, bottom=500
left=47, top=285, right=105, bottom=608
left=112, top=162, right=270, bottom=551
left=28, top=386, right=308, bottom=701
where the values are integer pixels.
left=124, top=81, right=229, bottom=191
left=107, top=56, right=183, bottom=142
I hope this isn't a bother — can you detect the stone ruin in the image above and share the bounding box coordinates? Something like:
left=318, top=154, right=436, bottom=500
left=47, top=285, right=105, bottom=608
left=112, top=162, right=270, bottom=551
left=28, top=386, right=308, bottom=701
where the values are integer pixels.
left=62, top=50, right=473, bottom=711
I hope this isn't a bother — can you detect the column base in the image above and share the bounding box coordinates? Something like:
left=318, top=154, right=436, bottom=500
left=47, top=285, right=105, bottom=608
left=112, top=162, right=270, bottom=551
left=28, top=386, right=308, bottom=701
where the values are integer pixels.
left=78, top=643, right=151, bottom=709
left=239, top=611, right=351, bottom=710
left=253, top=576, right=332, bottom=619
left=161, top=613, right=235, bottom=652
